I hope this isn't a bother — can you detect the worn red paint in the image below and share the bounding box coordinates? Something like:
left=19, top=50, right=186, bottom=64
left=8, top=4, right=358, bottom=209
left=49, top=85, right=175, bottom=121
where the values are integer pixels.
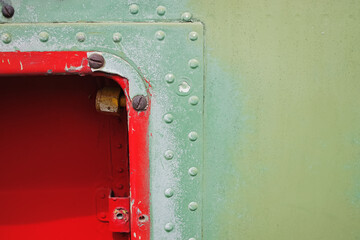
left=0, top=51, right=92, bottom=75
left=0, top=51, right=150, bottom=240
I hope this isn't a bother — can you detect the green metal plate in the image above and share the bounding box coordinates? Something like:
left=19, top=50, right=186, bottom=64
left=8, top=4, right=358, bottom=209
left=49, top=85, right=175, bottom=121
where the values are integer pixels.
left=0, top=22, right=204, bottom=240
left=0, top=0, right=194, bottom=23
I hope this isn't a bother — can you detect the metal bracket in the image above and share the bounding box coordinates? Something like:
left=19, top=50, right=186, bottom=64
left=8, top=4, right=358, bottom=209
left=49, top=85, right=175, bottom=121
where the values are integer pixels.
left=96, top=189, right=130, bottom=233
left=108, top=197, right=130, bottom=232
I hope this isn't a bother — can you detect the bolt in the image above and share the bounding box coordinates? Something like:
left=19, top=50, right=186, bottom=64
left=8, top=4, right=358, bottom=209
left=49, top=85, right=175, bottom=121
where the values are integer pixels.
left=1, top=33, right=11, bottom=44
left=39, top=32, right=49, bottom=42
left=2, top=4, right=14, bottom=18
left=189, top=167, right=198, bottom=176
left=156, top=6, right=166, bottom=16
left=188, top=202, right=198, bottom=211
left=165, top=73, right=175, bottom=83
left=76, top=32, right=86, bottom=42
left=189, top=96, right=199, bottom=105
left=189, top=59, right=199, bottom=69
left=164, top=150, right=174, bottom=160
left=113, top=32, right=122, bottom=42
left=88, top=53, right=105, bottom=69
left=100, top=213, right=107, bottom=219
left=181, top=12, right=192, bottom=22
left=189, top=32, right=198, bottom=41
left=188, top=131, right=199, bottom=141
left=164, top=222, right=174, bottom=232
left=163, top=114, right=174, bottom=123
left=129, top=4, right=139, bottom=14
left=164, top=188, right=174, bottom=198
left=155, top=30, right=166, bottom=41
left=132, top=95, right=148, bottom=111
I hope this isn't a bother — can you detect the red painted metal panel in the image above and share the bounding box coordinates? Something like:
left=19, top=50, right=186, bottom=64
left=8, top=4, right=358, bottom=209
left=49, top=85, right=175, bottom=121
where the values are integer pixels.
left=0, top=51, right=91, bottom=75
left=0, top=52, right=150, bottom=240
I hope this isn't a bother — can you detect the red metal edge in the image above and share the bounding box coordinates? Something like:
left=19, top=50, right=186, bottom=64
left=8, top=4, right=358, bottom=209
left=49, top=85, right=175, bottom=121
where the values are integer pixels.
left=0, top=51, right=151, bottom=240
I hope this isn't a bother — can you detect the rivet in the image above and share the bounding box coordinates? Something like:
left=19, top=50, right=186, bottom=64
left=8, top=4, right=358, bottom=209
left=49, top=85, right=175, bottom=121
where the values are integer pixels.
left=2, top=4, right=14, bottom=18
left=164, top=150, right=174, bottom=160
left=156, top=6, right=166, bottom=16
left=188, top=202, right=198, bottom=211
left=165, top=73, right=175, bottom=83
left=188, top=131, right=198, bottom=141
left=181, top=12, right=193, bottom=22
left=113, top=33, right=122, bottom=42
left=100, top=212, right=107, bottom=219
left=1, top=33, right=11, bottom=44
left=164, top=188, right=174, bottom=198
left=163, top=114, right=174, bottom=123
left=132, top=95, right=148, bottom=111
left=164, top=223, right=174, bottom=232
left=188, top=167, right=198, bottom=176
left=188, top=59, right=199, bottom=69
left=129, top=4, right=139, bottom=14
left=189, top=96, right=199, bottom=105
left=88, top=53, right=105, bottom=69
left=76, top=32, right=86, bottom=42
left=189, top=32, right=198, bottom=41
left=39, top=32, right=49, bottom=42
left=155, top=30, right=166, bottom=40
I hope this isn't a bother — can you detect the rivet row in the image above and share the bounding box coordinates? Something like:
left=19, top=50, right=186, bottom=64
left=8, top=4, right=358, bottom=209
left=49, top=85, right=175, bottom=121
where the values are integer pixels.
left=161, top=27, right=200, bottom=234
left=0, top=32, right=126, bottom=43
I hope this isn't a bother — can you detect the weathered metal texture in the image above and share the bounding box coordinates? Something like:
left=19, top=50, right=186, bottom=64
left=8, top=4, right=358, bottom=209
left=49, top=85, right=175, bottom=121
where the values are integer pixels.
left=2, top=1, right=359, bottom=240
left=0, top=18, right=203, bottom=240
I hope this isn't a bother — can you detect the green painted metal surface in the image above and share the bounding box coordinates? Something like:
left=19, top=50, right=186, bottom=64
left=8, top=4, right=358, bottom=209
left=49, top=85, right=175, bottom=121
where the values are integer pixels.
left=1, top=0, right=360, bottom=239
left=0, top=17, right=204, bottom=240
left=190, top=1, right=360, bottom=239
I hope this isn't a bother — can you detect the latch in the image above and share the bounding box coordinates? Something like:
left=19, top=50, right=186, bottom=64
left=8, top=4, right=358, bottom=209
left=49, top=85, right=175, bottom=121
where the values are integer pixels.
left=96, top=189, right=130, bottom=233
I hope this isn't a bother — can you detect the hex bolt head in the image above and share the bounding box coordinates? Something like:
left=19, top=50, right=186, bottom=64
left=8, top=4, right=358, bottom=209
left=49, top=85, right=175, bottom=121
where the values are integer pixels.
left=132, top=95, right=148, bottom=111
left=2, top=4, right=14, bottom=18
left=88, top=53, right=105, bottom=69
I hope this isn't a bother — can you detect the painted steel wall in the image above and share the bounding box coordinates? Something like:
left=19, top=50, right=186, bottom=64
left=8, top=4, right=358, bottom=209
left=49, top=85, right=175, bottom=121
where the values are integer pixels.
left=1, top=0, right=360, bottom=239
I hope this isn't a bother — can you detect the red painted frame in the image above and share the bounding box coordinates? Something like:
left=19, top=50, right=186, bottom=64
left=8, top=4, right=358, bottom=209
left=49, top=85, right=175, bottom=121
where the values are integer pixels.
left=0, top=51, right=150, bottom=240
